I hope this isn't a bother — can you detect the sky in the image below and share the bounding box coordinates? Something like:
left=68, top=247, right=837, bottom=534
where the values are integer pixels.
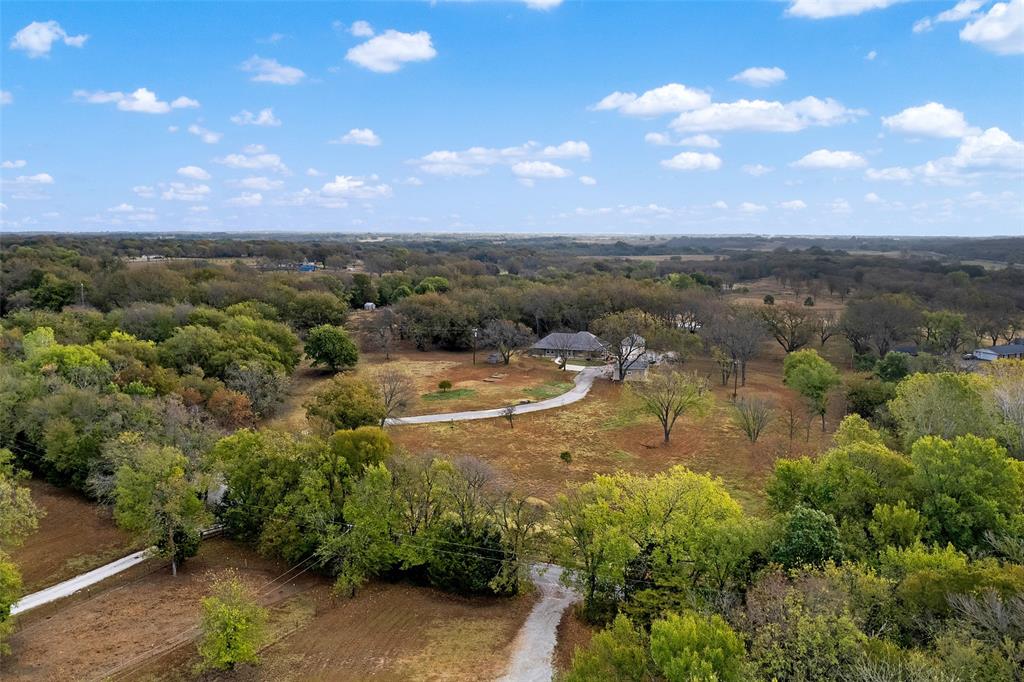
left=1, top=0, right=1022, bottom=236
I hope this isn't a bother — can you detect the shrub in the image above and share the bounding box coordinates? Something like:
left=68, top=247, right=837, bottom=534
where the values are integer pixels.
left=438, top=379, right=452, bottom=393
left=197, top=572, right=267, bottom=671
left=732, top=397, right=774, bottom=443
left=774, top=506, right=844, bottom=568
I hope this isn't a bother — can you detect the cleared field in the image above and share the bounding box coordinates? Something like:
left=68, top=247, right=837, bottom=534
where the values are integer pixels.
left=725, top=276, right=849, bottom=313
left=389, top=351, right=844, bottom=516
left=268, top=351, right=571, bottom=432
left=10, top=479, right=137, bottom=593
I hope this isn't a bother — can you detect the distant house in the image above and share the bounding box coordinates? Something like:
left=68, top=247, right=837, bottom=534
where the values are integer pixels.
left=891, top=344, right=919, bottom=357
left=973, top=344, right=1024, bottom=361
left=297, top=261, right=317, bottom=272
left=363, top=302, right=376, bottom=311
left=530, top=331, right=608, bottom=361
left=614, top=357, right=650, bottom=381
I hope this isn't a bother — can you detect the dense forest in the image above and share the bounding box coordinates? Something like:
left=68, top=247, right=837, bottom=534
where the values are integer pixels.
left=1, top=235, right=1022, bottom=679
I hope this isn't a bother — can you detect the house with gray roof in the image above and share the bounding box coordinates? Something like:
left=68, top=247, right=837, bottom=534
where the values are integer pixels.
left=529, top=331, right=609, bottom=361
left=973, top=343, right=1024, bottom=361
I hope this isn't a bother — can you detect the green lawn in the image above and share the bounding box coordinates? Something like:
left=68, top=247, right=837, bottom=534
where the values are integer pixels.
left=522, top=380, right=575, bottom=401
left=421, top=388, right=478, bottom=401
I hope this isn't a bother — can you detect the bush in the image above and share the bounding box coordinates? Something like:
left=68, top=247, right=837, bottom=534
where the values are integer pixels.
left=305, top=375, right=385, bottom=431
left=650, top=612, right=746, bottom=681
left=438, top=379, right=452, bottom=393
left=763, top=294, right=775, bottom=305
left=426, top=521, right=513, bottom=595
left=304, top=325, right=358, bottom=371
left=774, top=506, right=844, bottom=568
left=197, top=572, right=267, bottom=671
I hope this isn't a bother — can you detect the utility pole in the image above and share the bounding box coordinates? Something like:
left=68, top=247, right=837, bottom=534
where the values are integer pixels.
left=472, top=327, right=478, bottom=364
left=80, top=282, right=86, bottom=306
left=732, top=358, right=739, bottom=400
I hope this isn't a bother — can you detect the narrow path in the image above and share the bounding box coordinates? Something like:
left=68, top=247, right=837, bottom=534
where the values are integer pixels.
left=387, top=366, right=606, bottom=426
left=11, top=548, right=152, bottom=616
left=497, top=563, right=580, bottom=682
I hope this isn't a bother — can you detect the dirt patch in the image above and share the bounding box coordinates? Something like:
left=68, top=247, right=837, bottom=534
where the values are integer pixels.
left=553, top=607, right=596, bottom=677
left=3, top=538, right=317, bottom=682
left=9, top=479, right=137, bottom=593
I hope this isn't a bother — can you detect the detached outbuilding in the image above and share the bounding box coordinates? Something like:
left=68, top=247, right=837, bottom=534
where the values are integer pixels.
left=973, top=343, right=1024, bottom=361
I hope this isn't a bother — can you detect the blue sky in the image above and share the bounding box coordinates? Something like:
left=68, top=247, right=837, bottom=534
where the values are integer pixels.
left=1, top=0, right=1022, bottom=236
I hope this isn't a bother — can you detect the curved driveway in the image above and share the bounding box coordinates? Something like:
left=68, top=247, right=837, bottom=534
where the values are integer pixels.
left=385, top=366, right=606, bottom=426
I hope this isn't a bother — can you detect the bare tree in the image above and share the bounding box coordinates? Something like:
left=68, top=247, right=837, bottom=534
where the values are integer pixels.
left=591, top=309, right=658, bottom=381
left=480, top=319, right=536, bottom=365
left=629, top=368, right=713, bottom=444
left=367, top=309, right=401, bottom=361
left=374, top=367, right=416, bottom=427
left=501, top=404, right=516, bottom=429
left=732, top=397, right=774, bottom=443
left=815, top=310, right=837, bottom=347
left=760, top=303, right=814, bottom=353
left=706, top=306, right=767, bottom=385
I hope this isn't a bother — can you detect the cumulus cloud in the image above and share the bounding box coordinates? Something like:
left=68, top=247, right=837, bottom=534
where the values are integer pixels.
left=670, top=96, right=865, bottom=133
left=591, top=83, right=711, bottom=116
left=231, top=176, right=283, bottom=191
left=865, top=49, right=878, bottom=60
left=660, top=151, right=723, bottom=171
left=579, top=175, right=597, bottom=185
left=333, top=128, right=382, bottom=146
left=306, top=168, right=324, bottom=177
left=927, top=127, right=1024, bottom=175
left=226, top=192, right=263, bottom=207
left=241, top=55, right=306, bottom=84
left=73, top=88, right=199, bottom=114
left=960, top=0, right=1024, bottom=55
left=882, top=102, right=979, bottom=138
left=914, top=0, right=986, bottom=32
left=742, top=164, right=775, bottom=176
left=792, top=149, right=867, bottom=169
left=524, top=0, right=564, bottom=9
left=779, top=199, right=808, bottom=209
left=830, top=198, right=853, bottom=213
left=13, top=173, right=54, bottom=184
left=132, top=185, right=156, bottom=198
left=785, top=0, right=906, bottom=19
left=10, top=20, right=87, bottom=58
left=542, top=140, right=591, bottom=159
left=349, top=20, right=375, bottom=37
left=511, top=161, right=572, bottom=179
left=645, top=133, right=720, bottom=148
left=739, top=201, right=767, bottom=213
left=161, top=182, right=210, bottom=201
left=215, top=146, right=289, bottom=174
left=231, top=108, right=281, bottom=126
left=2, top=160, right=27, bottom=169
left=177, top=165, right=211, bottom=180
left=345, top=30, right=437, bottom=73
left=187, top=124, right=222, bottom=144
left=864, top=192, right=883, bottom=203
left=730, top=66, right=787, bottom=87
left=321, top=175, right=393, bottom=198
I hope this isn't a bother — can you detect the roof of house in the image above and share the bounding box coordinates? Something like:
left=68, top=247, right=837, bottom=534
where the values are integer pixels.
left=532, top=331, right=608, bottom=352
left=975, top=344, right=1024, bottom=355
left=625, top=358, right=650, bottom=371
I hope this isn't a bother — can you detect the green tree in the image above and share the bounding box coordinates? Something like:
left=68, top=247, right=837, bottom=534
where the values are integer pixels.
left=889, top=372, right=1004, bottom=450
left=197, top=572, right=267, bottom=671
left=650, top=612, right=746, bottom=682
left=773, top=506, right=844, bottom=568
left=783, top=348, right=841, bottom=431
left=875, top=351, right=911, bottom=383
left=349, top=273, right=378, bottom=308
left=304, top=324, right=359, bottom=371
left=0, top=553, right=22, bottom=655
left=563, top=614, right=651, bottom=682
left=629, top=368, right=713, bottom=444
left=909, top=435, right=1024, bottom=550
left=113, top=444, right=211, bottom=576
left=287, top=291, right=348, bottom=330
left=305, top=375, right=385, bottom=431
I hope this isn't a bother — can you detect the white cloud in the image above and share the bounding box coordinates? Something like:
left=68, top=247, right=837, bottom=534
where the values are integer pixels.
left=231, top=108, right=281, bottom=126
left=215, top=147, right=289, bottom=174
left=592, top=83, right=711, bottom=116
left=345, top=30, right=437, bottom=73
left=864, top=192, right=883, bottom=203
left=106, top=203, right=156, bottom=221
left=132, top=185, right=156, bottom=198
left=865, top=166, right=913, bottom=181
left=187, top=124, right=222, bottom=144
left=241, top=55, right=306, bottom=85
left=1, top=91, right=11, bottom=106
left=333, top=128, right=382, bottom=146
left=1, top=160, right=27, bottom=169
left=882, top=102, right=979, bottom=138
left=170, top=96, right=200, bottom=109
left=350, top=20, right=375, bottom=37
left=742, top=163, right=775, bottom=176
left=730, top=66, right=787, bottom=87
left=739, top=201, right=767, bottom=213
left=865, top=49, right=878, bottom=60
left=785, top=0, right=906, bottom=19
left=579, top=175, right=597, bottom=185
left=830, top=198, right=853, bottom=213
left=645, top=133, right=720, bottom=148
left=13, top=173, right=54, bottom=184
left=231, top=176, right=283, bottom=191
left=74, top=88, right=198, bottom=114
left=960, top=0, right=1024, bottom=55
left=916, top=0, right=991, bottom=32
left=542, top=140, right=591, bottom=159
left=945, top=126, right=1024, bottom=170
left=305, top=168, right=323, bottom=177
left=511, top=161, right=572, bottom=179
left=792, top=149, right=867, bottom=169
left=712, top=200, right=729, bottom=209
left=161, top=182, right=210, bottom=201
left=10, top=20, right=88, bottom=58
left=108, top=203, right=136, bottom=213
left=321, top=175, right=393, bottom=198
left=226, top=192, right=263, bottom=207
left=412, top=140, right=585, bottom=177
left=524, top=0, right=564, bottom=9
left=177, top=165, right=211, bottom=180
left=779, top=199, right=808, bottom=209
left=660, top=151, right=723, bottom=171
left=670, top=96, right=865, bottom=133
